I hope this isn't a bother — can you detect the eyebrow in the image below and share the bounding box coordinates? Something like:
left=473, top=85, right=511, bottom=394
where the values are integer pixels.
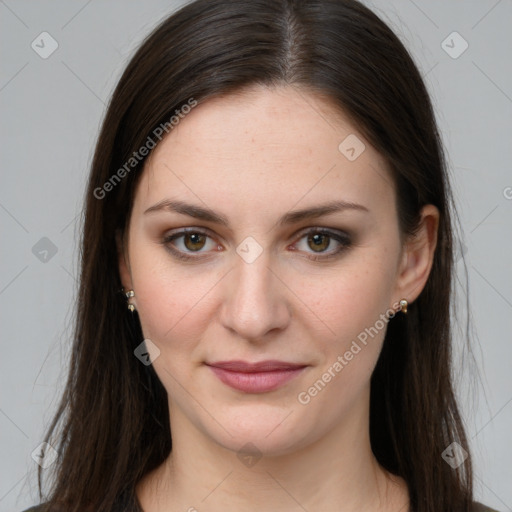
left=143, top=199, right=369, bottom=226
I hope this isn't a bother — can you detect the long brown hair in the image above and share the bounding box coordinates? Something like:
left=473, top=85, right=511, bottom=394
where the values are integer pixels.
left=38, top=1, right=473, bottom=510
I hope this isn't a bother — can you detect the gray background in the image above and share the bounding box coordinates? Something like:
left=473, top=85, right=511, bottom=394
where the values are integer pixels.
left=0, top=0, right=511, bottom=510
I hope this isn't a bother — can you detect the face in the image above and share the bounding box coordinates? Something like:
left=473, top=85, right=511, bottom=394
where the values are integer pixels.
left=119, top=85, right=424, bottom=456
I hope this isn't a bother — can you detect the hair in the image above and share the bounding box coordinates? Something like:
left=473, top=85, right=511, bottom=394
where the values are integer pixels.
left=37, top=1, right=473, bottom=511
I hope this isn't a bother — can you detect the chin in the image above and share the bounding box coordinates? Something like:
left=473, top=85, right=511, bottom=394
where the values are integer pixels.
left=202, top=404, right=315, bottom=458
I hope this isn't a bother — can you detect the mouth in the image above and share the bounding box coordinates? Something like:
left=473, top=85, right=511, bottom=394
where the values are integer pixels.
left=205, top=360, right=308, bottom=393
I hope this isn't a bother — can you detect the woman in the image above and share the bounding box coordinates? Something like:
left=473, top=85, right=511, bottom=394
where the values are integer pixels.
left=23, top=0, right=499, bottom=511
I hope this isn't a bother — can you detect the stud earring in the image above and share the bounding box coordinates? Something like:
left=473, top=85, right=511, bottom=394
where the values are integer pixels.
left=399, top=299, right=408, bottom=314
left=126, top=290, right=135, bottom=312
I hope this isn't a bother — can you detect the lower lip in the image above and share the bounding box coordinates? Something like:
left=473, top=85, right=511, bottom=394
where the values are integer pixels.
left=207, top=366, right=306, bottom=393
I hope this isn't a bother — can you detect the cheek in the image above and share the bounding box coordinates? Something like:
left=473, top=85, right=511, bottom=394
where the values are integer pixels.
left=128, top=242, right=225, bottom=364
left=290, top=248, right=399, bottom=397
left=293, top=264, right=396, bottom=426
left=290, top=251, right=398, bottom=345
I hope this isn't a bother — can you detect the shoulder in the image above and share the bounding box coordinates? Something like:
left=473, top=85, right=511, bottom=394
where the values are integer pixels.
left=471, top=502, right=501, bottom=512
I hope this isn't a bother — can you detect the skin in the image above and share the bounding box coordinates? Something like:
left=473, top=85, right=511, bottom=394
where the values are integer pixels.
left=119, top=84, right=439, bottom=511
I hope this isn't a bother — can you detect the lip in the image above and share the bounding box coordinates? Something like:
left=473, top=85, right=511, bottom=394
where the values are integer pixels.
left=205, top=360, right=308, bottom=393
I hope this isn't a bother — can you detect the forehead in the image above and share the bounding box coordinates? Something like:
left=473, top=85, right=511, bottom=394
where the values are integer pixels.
left=135, top=85, right=395, bottom=218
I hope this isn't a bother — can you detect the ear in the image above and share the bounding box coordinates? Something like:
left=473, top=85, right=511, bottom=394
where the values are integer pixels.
left=116, top=230, right=132, bottom=291
left=394, top=204, right=439, bottom=305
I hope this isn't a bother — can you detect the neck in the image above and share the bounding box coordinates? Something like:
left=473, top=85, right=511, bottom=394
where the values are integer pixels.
left=136, top=392, right=409, bottom=511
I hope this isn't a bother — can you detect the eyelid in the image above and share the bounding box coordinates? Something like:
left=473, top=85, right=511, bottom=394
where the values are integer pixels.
left=293, top=225, right=351, bottom=241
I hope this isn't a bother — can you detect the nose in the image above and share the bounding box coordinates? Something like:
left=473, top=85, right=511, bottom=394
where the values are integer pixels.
left=219, top=248, right=291, bottom=343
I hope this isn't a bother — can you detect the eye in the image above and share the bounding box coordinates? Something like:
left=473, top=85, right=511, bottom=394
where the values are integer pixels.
left=162, top=228, right=220, bottom=261
left=292, top=228, right=352, bottom=261
left=162, top=227, right=352, bottom=262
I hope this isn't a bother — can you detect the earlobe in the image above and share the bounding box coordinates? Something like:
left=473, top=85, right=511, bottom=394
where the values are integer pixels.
left=395, top=204, right=439, bottom=305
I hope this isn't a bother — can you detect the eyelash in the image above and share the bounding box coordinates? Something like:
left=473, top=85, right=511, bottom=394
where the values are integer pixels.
left=161, top=227, right=352, bottom=262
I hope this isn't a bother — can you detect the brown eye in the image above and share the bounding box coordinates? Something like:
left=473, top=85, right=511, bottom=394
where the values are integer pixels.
left=162, top=229, right=219, bottom=261
left=183, top=232, right=207, bottom=251
left=307, top=233, right=332, bottom=252
left=294, top=228, right=352, bottom=261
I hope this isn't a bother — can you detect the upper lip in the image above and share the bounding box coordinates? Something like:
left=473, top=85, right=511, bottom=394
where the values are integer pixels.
left=206, top=360, right=307, bottom=373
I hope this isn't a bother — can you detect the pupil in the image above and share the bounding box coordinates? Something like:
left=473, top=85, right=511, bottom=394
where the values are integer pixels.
left=185, top=233, right=205, bottom=251
left=309, top=233, right=329, bottom=252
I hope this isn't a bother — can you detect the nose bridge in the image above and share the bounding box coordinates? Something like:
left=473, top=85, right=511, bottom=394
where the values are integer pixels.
left=220, top=245, right=289, bottom=340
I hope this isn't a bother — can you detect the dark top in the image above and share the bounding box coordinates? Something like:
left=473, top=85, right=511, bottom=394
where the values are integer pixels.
left=21, top=501, right=501, bottom=512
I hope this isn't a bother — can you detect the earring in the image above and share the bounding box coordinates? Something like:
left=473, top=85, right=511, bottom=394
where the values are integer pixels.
left=126, top=290, right=135, bottom=312
left=399, top=299, right=408, bottom=314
